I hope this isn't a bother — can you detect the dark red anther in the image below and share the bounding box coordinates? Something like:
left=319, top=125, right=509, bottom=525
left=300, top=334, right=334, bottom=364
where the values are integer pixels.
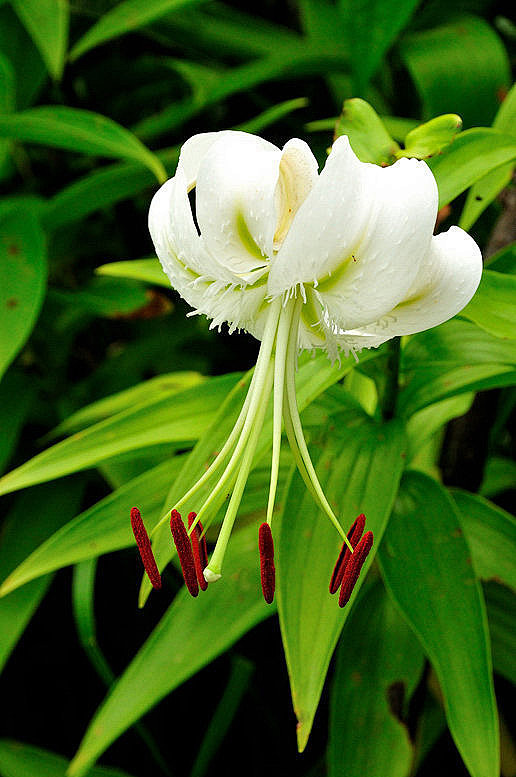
left=258, top=522, right=275, bottom=604
left=188, top=512, right=208, bottom=591
left=170, top=510, right=199, bottom=597
left=338, top=530, right=374, bottom=608
left=130, top=507, right=162, bottom=590
left=329, top=514, right=366, bottom=594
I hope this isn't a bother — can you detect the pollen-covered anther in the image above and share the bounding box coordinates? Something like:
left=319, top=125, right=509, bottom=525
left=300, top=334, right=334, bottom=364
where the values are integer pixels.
left=130, top=507, right=162, bottom=590
left=329, top=513, right=366, bottom=595
left=338, top=530, right=374, bottom=608
left=258, top=522, right=275, bottom=604
left=188, top=512, right=208, bottom=592
left=170, top=509, right=199, bottom=597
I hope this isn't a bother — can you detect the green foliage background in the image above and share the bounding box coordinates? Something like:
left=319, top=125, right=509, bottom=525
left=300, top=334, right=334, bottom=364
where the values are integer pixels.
left=0, top=1, right=515, bottom=776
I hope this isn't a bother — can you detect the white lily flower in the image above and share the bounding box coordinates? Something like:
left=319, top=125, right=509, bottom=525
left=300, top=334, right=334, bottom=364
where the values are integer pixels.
left=147, top=130, right=482, bottom=602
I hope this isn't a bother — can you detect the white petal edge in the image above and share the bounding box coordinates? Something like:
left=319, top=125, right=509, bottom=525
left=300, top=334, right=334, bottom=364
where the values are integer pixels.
left=178, top=130, right=278, bottom=190
left=337, top=226, right=483, bottom=343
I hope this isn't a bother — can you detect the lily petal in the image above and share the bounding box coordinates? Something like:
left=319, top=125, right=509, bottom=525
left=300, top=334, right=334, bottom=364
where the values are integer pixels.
left=337, top=225, right=483, bottom=345
left=273, top=138, right=319, bottom=249
left=149, top=165, right=269, bottom=334
left=195, top=133, right=282, bottom=278
left=269, top=136, right=438, bottom=330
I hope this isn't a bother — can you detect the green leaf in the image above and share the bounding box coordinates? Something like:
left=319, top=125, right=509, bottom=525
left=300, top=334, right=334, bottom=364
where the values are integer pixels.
left=486, top=241, right=516, bottom=273
left=68, top=525, right=274, bottom=777
left=0, top=207, right=47, bottom=381
left=70, top=0, right=209, bottom=62
left=334, top=98, right=400, bottom=164
left=0, top=373, right=240, bottom=497
left=277, top=415, right=407, bottom=752
left=451, top=489, right=516, bottom=591
left=338, top=0, right=421, bottom=93
left=399, top=319, right=516, bottom=417
left=484, top=582, right=516, bottom=685
left=42, top=147, right=179, bottom=232
left=189, top=656, right=254, bottom=777
left=0, top=739, right=135, bottom=777
left=0, top=370, right=35, bottom=474
left=461, top=270, right=516, bottom=339
left=329, top=581, right=424, bottom=777
left=427, top=127, right=516, bottom=208
left=480, top=456, right=516, bottom=498
left=461, top=83, right=516, bottom=230
left=378, top=471, right=499, bottom=777
left=0, top=479, right=84, bottom=673
left=0, top=52, right=15, bottom=173
left=96, top=258, right=170, bottom=288
left=11, top=0, right=68, bottom=80
left=397, top=113, right=462, bottom=159
left=236, top=97, right=308, bottom=134
left=51, top=371, right=204, bottom=437
left=0, top=106, right=166, bottom=182
left=405, top=393, right=474, bottom=463
left=399, top=15, right=510, bottom=128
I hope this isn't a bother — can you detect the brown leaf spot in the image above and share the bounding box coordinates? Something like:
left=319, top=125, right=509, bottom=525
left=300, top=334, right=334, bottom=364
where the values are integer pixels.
left=6, top=298, right=18, bottom=308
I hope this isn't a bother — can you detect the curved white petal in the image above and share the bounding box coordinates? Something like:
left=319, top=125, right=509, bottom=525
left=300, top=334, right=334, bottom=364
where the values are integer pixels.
left=149, top=165, right=269, bottom=334
left=269, top=136, right=439, bottom=330
left=339, top=226, right=483, bottom=342
left=274, top=138, right=319, bottom=248
left=195, top=133, right=282, bottom=278
left=179, top=130, right=277, bottom=190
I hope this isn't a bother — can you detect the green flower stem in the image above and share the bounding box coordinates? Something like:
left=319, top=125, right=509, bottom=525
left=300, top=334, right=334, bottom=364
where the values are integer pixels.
left=381, top=335, right=401, bottom=421
left=206, top=359, right=274, bottom=578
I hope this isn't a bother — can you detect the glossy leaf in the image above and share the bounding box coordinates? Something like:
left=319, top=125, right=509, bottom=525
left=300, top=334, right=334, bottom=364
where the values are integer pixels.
left=480, top=456, right=516, bottom=498
left=405, top=393, right=474, bottom=462
left=0, top=107, right=166, bottom=182
left=451, top=489, right=516, bottom=591
left=329, top=581, right=425, bottom=777
left=461, top=270, right=516, bottom=339
left=68, top=525, right=274, bottom=777
left=427, top=127, right=516, bottom=208
left=398, top=113, right=462, bottom=159
left=338, top=0, right=421, bottom=93
left=42, top=147, right=179, bottom=232
left=11, top=0, right=68, bottom=80
left=334, top=97, right=399, bottom=164
left=0, top=52, right=14, bottom=172
left=0, top=479, right=84, bottom=672
left=399, top=320, right=516, bottom=417
left=0, top=207, right=47, bottom=381
left=96, top=258, right=170, bottom=288
left=0, top=373, right=240, bottom=497
left=0, top=739, right=135, bottom=777
left=399, top=15, right=510, bottom=128
left=277, top=415, right=407, bottom=752
left=70, top=0, right=209, bottom=62
left=51, top=371, right=204, bottom=437
left=461, top=82, right=516, bottom=230
left=0, top=370, right=35, bottom=474
left=378, top=471, right=499, bottom=777
left=484, top=582, right=516, bottom=685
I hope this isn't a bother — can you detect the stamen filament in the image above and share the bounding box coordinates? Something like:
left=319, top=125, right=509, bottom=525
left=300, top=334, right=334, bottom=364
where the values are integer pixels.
left=283, top=296, right=350, bottom=547
left=205, top=359, right=274, bottom=580
left=266, top=301, right=295, bottom=524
